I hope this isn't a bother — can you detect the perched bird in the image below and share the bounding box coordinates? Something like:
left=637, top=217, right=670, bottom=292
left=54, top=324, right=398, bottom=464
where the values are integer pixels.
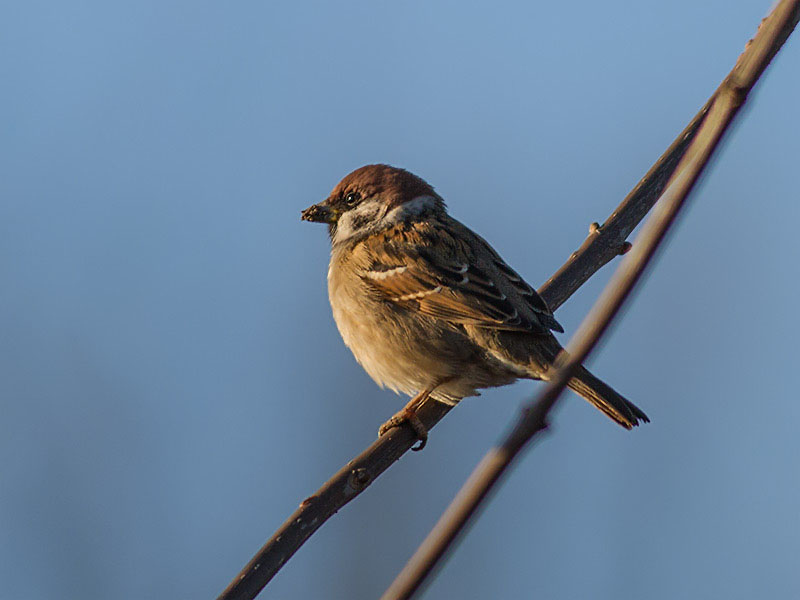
left=302, top=164, right=648, bottom=448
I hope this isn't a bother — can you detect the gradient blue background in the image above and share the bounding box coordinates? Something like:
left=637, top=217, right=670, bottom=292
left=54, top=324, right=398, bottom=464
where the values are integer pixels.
left=2, top=2, right=799, bottom=599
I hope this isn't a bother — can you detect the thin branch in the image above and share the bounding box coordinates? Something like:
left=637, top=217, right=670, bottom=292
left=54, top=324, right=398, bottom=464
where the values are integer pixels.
left=380, top=3, right=800, bottom=599
left=538, top=97, right=711, bottom=312
left=216, top=4, right=798, bottom=598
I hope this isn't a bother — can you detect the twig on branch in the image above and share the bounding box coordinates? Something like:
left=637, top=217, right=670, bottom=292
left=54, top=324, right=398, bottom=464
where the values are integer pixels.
left=538, top=97, right=711, bottom=312
left=217, top=3, right=798, bottom=599
left=379, top=3, right=800, bottom=599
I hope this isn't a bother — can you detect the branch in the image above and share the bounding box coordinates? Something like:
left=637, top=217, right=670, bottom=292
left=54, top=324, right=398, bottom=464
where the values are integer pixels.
left=216, top=3, right=799, bottom=598
left=538, top=97, right=710, bottom=311
left=379, top=3, right=800, bottom=598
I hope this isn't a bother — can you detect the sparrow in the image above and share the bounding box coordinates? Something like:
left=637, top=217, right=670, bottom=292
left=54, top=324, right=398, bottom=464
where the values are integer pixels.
left=302, top=164, right=648, bottom=449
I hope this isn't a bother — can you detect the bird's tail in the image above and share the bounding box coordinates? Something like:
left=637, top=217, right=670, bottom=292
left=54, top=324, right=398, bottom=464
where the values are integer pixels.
left=567, top=366, right=649, bottom=429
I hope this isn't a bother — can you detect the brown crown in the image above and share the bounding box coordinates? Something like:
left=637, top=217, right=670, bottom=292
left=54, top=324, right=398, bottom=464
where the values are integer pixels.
left=329, top=164, right=437, bottom=208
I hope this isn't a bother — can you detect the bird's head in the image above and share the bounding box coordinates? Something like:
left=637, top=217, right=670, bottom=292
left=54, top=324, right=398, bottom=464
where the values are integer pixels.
left=301, top=164, right=445, bottom=245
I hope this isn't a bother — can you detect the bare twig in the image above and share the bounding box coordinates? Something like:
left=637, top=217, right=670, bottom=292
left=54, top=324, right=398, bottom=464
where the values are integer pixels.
left=216, top=4, right=798, bottom=599
left=380, top=3, right=800, bottom=599
left=538, top=97, right=711, bottom=311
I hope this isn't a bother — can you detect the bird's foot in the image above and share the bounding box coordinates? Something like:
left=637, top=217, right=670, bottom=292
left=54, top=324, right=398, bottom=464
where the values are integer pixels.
left=378, top=409, right=428, bottom=451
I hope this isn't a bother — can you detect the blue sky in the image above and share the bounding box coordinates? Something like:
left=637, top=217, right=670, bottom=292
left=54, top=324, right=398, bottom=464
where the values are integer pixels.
left=1, top=2, right=799, bottom=599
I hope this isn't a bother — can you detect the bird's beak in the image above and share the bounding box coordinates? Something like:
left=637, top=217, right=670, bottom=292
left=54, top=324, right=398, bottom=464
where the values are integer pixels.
left=301, top=202, right=336, bottom=224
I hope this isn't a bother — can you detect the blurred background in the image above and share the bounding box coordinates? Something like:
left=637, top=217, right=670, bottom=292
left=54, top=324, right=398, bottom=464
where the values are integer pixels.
left=1, top=1, right=798, bottom=599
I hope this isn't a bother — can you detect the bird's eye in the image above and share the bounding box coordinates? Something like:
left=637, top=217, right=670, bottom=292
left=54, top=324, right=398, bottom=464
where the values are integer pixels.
left=344, top=192, right=361, bottom=206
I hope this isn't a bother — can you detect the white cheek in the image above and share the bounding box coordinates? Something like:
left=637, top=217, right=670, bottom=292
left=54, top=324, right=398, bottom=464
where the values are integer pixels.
left=332, top=195, right=438, bottom=244
left=383, top=195, right=437, bottom=225
left=333, top=216, right=355, bottom=242
left=333, top=201, right=382, bottom=243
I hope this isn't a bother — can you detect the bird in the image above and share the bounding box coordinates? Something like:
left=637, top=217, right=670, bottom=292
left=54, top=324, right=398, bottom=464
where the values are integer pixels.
left=302, top=164, right=648, bottom=449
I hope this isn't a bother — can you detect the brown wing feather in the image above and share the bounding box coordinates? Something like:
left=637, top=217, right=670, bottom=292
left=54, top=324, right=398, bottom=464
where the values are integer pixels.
left=357, top=221, right=561, bottom=334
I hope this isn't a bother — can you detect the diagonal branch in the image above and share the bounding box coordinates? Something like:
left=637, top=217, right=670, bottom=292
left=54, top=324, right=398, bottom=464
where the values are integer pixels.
left=538, top=97, right=711, bottom=312
left=216, top=3, right=798, bottom=598
left=379, top=2, right=800, bottom=599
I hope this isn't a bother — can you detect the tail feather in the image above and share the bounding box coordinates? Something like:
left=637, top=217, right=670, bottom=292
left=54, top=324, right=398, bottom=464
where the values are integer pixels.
left=567, top=366, right=649, bottom=429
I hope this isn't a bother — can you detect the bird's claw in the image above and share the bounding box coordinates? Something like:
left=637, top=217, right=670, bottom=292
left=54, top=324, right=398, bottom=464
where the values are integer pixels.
left=378, top=410, right=428, bottom=451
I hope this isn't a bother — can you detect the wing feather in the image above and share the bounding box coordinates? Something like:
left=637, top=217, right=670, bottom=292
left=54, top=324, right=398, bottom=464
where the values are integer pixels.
left=358, top=222, right=562, bottom=333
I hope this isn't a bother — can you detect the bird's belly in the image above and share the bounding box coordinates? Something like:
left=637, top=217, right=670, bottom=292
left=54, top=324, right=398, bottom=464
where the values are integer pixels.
left=330, top=292, right=452, bottom=395
left=328, top=277, right=522, bottom=402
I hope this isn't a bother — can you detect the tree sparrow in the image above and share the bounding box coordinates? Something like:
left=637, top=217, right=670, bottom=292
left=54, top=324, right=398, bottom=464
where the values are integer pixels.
left=302, top=165, right=648, bottom=449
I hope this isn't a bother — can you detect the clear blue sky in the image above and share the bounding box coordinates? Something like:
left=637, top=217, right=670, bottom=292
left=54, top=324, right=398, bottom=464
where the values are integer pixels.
left=1, top=2, right=799, bottom=599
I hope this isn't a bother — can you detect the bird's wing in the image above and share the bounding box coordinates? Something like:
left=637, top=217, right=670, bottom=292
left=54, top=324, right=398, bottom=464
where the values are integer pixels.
left=468, top=227, right=564, bottom=333
left=357, top=222, right=563, bottom=334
